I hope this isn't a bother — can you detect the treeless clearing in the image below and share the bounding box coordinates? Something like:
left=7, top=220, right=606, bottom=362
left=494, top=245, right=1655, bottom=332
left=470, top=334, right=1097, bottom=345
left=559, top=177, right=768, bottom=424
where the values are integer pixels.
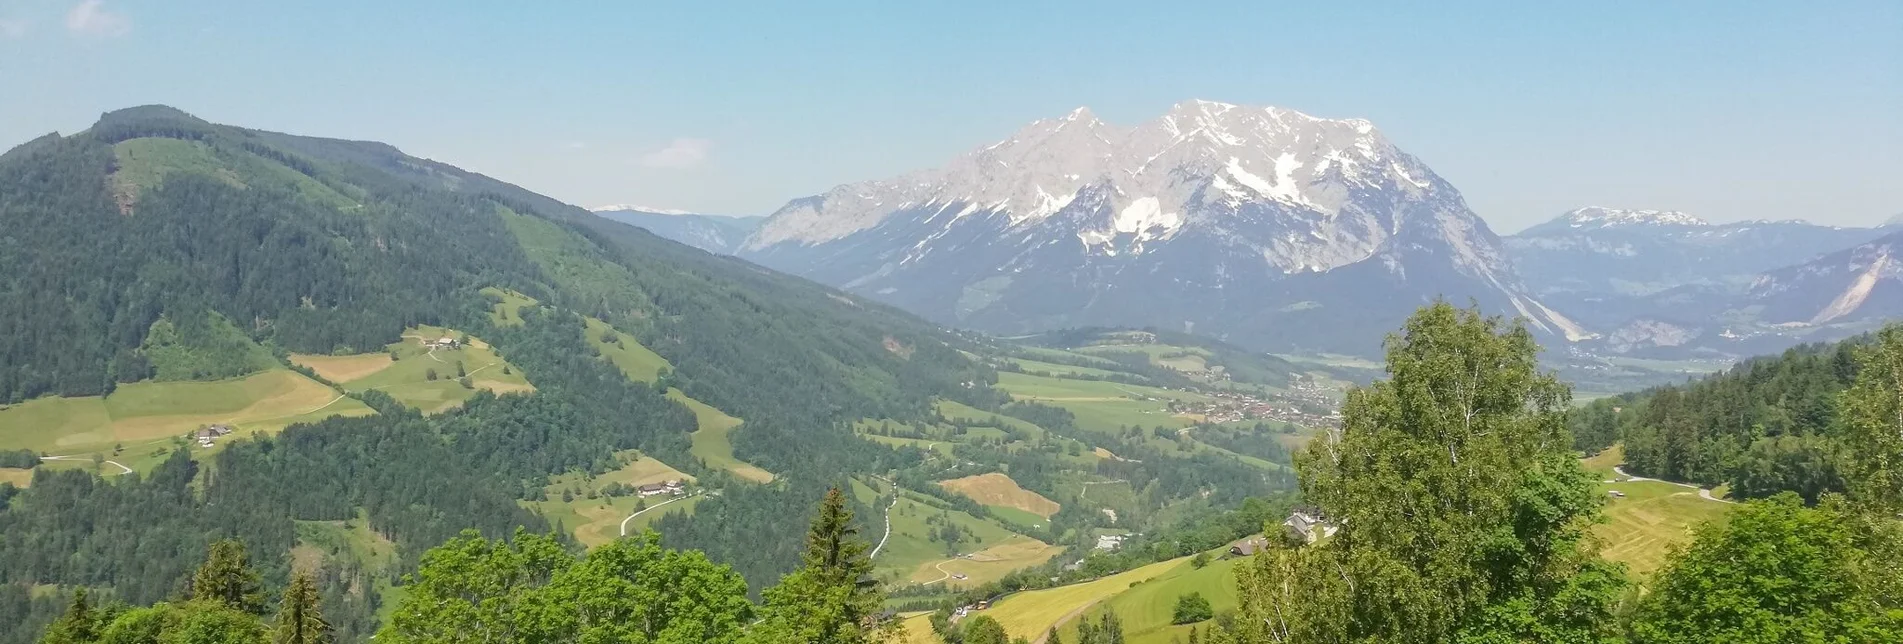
left=0, top=468, right=32, bottom=487
left=939, top=472, right=1060, bottom=519
left=905, top=537, right=1065, bottom=586
left=289, top=352, right=394, bottom=383
left=984, top=556, right=1188, bottom=640
left=0, top=370, right=372, bottom=458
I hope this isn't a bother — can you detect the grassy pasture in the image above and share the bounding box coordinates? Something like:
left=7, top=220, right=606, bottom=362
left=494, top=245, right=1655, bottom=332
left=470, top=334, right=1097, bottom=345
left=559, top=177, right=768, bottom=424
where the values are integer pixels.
left=334, top=325, right=533, bottom=414
left=482, top=287, right=537, bottom=327
left=877, top=494, right=1026, bottom=583
left=934, top=399, right=1047, bottom=437
left=983, top=556, right=1190, bottom=641
left=1068, top=552, right=1242, bottom=644
left=1596, top=479, right=1730, bottom=578
left=526, top=450, right=696, bottom=547
left=994, top=372, right=1208, bottom=432
left=671, top=390, right=774, bottom=483
left=585, top=316, right=671, bottom=382
left=1009, top=358, right=1129, bottom=379
left=905, top=537, right=1065, bottom=588
left=938, top=473, right=1061, bottom=519
left=0, top=468, right=33, bottom=487
left=0, top=369, right=372, bottom=464
left=573, top=314, right=772, bottom=484
left=289, top=352, right=394, bottom=383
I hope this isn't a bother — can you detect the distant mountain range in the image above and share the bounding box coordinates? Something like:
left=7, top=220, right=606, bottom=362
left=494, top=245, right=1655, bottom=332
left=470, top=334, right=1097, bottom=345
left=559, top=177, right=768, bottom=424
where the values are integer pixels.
left=733, top=100, right=1587, bottom=355
left=1502, top=208, right=1895, bottom=357
left=590, top=206, right=762, bottom=254
left=590, top=103, right=1897, bottom=361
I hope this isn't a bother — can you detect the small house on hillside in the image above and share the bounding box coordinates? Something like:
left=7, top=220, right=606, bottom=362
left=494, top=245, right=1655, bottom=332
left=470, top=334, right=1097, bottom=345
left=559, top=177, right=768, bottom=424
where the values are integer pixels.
left=636, top=483, right=670, bottom=497
left=1282, top=511, right=1338, bottom=545
left=1229, top=536, right=1269, bottom=557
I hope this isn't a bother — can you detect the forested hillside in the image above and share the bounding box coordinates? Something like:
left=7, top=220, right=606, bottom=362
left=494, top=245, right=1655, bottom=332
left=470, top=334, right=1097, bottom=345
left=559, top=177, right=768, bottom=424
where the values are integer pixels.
left=0, top=106, right=997, bottom=637
left=0, top=107, right=1312, bottom=641
left=1571, top=337, right=1862, bottom=502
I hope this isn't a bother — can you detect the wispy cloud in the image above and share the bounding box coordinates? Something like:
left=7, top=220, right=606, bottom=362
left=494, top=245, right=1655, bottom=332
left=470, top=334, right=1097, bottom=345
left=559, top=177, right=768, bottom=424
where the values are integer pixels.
left=0, top=19, right=27, bottom=39
left=638, top=138, right=711, bottom=169
left=66, top=0, right=130, bottom=38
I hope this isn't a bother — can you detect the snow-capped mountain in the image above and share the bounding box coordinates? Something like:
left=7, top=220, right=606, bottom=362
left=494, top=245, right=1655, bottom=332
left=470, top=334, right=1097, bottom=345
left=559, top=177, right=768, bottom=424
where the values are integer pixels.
left=592, top=206, right=762, bottom=254
left=1524, top=206, right=1712, bottom=232
left=741, top=100, right=1589, bottom=354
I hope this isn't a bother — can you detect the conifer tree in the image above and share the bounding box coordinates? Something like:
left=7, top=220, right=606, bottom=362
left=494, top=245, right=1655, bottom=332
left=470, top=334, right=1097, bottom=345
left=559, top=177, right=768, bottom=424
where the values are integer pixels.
left=273, top=570, right=329, bottom=644
left=747, top=488, right=888, bottom=644
left=191, top=539, right=264, bottom=614
left=38, top=589, right=99, bottom=644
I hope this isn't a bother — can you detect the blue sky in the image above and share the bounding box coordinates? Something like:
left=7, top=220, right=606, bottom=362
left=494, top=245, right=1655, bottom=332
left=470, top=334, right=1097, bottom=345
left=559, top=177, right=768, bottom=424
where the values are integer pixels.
left=2, top=1, right=1897, bottom=231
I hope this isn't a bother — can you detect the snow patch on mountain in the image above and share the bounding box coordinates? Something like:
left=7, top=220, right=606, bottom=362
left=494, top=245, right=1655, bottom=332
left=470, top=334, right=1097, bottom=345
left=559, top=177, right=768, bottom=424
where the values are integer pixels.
left=591, top=203, right=698, bottom=216
left=1554, top=207, right=1709, bottom=229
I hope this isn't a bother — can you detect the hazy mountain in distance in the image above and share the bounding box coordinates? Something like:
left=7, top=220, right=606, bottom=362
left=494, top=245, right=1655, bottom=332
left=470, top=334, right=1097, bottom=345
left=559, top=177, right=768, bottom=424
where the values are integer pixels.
left=591, top=205, right=763, bottom=254
left=740, top=100, right=1589, bottom=355
left=1506, top=206, right=1883, bottom=300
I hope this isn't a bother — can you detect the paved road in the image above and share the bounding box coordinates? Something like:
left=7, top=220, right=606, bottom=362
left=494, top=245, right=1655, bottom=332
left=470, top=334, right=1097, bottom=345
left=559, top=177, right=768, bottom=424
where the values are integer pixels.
left=619, top=492, right=699, bottom=536
left=42, top=455, right=132, bottom=475
left=1614, top=466, right=1735, bottom=504
left=869, top=496, right=899, bottom=559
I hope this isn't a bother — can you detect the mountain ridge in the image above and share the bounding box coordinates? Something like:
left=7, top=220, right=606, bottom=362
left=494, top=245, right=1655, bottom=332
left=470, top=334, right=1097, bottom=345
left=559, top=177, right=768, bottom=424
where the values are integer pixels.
left=740, top=100, right=1589, bottom=354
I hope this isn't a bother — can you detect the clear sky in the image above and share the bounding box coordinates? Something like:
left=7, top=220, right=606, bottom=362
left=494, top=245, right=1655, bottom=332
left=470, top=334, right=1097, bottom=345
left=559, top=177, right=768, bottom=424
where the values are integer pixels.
left=2, top=1, right=1897, bottom=231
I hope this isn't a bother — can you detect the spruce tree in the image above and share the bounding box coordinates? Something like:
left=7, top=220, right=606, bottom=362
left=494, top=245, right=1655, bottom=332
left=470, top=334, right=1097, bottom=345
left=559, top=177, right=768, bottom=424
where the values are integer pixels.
left=191, top=539, right=265, bottom=614
left=273, top=570, right=329, bottom=644
left=38, top=588, right=99, bottom=644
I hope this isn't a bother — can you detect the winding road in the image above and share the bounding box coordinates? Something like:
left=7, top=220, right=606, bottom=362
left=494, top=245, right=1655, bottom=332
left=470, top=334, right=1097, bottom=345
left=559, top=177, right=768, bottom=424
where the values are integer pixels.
left=1613, top=466, right=1735, bottom=504
left=869, top=496, right=899, bottom=559
left=42, top=455, right=132, bottom=475
left=619, top=491, right=700, bottom=536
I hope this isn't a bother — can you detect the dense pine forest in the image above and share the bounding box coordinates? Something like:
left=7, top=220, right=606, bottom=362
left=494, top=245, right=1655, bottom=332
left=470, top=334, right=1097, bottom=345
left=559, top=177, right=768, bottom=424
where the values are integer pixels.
left=1570, top=338, right=1863, bottom=503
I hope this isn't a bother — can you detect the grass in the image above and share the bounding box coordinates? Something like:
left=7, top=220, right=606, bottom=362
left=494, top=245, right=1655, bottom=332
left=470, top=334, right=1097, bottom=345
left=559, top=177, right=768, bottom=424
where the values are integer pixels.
left=289, top=352, right=395, bottom=383
left=863, top=433, right=954, bottom=456
left=671, top=390, right=774, bottom=483
left=1072, top=554, right=1244, bottom=644
left=983, top=556, right=1190, bottom=641
left=934, top=399, right=1046, bottom=437
left=898, top=612, right=941, bottom=644
left=526, top=450, right=696, bottom=547
left=0, top=468, right=32, bottom=487
left=482, top=287, right=537, bottom=327
left=294, top=509, right=398, bottom=573
left=877, top=494, right=1027, bottom=584
left=1596, top=479, right=1730, bottom=578
left=988, top=505, right=1047, bottom=528
left=1009, top=358, right=1129, bottom=379
left=110, top=137, right=356, bottom=211
left=1017, top=346, right=1122, bottom=368
left=1577, top=444, right=1733, bottom=579
left=906, top=537, right=1066, bottom=589
left=586, top=317, right=673, bottom=382
left=336, top=325, right=533, bottom=414
left=1581, top=444, right=1625, bottom=478
left=0, top=369, right=373, bottom=464
left=572, top=314, right=772, bottom=484
left=938, top=473, right=1061, bottom=519
left=995, top=372, right=1208, bottom=433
